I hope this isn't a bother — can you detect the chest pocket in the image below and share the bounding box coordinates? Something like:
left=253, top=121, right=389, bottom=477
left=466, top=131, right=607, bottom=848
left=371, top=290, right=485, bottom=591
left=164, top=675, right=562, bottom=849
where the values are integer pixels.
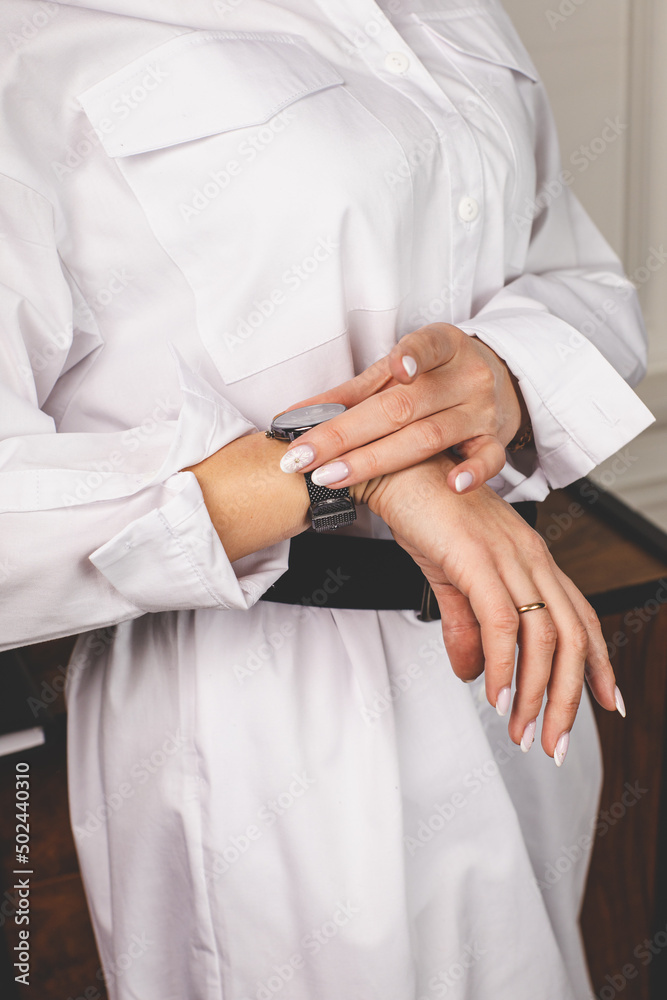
left=412, top=2, right=539, bottom=258
left=78, top=30, right=394, bottom=385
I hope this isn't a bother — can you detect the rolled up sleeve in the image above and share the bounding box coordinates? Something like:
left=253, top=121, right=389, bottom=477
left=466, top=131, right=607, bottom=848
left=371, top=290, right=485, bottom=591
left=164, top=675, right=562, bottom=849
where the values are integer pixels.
left=459, top=84, right=654, bottom=502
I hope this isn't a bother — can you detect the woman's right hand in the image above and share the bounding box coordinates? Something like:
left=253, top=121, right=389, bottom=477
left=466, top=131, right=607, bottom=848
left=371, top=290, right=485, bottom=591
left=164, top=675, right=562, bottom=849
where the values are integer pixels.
left=361, top=453, right=623, bottom=763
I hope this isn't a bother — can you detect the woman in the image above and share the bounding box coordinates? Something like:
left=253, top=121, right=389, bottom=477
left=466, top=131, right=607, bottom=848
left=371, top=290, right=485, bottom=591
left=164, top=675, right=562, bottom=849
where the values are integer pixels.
left=0, top=0, right=653, bottom=997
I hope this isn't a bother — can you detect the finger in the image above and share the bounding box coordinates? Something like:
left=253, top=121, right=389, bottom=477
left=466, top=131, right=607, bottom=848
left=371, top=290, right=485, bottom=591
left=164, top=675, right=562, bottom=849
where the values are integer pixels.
left=391, top=533, right=484, bottom=680
left=466, top=567, right=521, bottom=715
left=551, top=565, right=619, bottom=714
left=387, top=324, right=462, bottom=384
left=280, top=370, right=469, bottom=478
left=528, top=566, right=590, bottom=762
left=445, top=435, right=507, bottom=494
left=468, top=562, right=556, bottom=742
left=506, top=592, right=557, bottom=751
left=304, top=405, right=479, bottom=487
left=430, top=581, right=484, bottom=681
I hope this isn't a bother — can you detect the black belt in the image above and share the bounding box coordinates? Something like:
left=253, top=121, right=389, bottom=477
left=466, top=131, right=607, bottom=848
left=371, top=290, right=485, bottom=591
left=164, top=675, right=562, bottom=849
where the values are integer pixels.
left=260, top=501, right=538, bottom=621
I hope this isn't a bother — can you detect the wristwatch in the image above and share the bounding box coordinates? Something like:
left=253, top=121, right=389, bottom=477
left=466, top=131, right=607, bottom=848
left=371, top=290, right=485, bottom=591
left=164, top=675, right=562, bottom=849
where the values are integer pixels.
left=266, top=403, right=357, bottom=532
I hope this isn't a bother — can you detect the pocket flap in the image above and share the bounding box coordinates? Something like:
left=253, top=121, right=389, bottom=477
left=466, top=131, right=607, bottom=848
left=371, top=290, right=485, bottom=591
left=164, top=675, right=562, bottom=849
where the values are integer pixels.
left=415, top=4, right=539, bottom=82
left=78, top=30, right=344, bottom=157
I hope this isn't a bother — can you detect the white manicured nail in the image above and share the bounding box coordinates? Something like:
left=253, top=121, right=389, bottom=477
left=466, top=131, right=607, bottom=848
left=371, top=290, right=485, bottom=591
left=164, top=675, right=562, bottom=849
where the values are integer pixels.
left=455, top=471, right=474, bottom=493
left=280, top=444, right=316, bottom=473
left=496, top=686, right=511, bottom=717
left=402, top=355, right=418, bottom=377
left=614, top=685, right=626, bottom=718
left=520, top=720, right=537, bottom=753
left=554, top=732, right=570, bottom=767
left=311, top=461, right=350, bottom=486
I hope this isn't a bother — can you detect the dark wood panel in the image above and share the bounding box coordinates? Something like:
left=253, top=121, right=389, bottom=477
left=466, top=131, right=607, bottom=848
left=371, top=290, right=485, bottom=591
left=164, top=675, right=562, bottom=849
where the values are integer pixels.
left=537, top=488, right=667, bottom=595
left=581, top=605, right=667, bottom=1000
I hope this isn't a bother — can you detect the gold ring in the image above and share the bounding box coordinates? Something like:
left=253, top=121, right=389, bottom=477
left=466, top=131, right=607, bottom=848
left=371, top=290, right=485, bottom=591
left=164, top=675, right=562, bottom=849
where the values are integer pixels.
left=517, top=602, right=547, bottom=614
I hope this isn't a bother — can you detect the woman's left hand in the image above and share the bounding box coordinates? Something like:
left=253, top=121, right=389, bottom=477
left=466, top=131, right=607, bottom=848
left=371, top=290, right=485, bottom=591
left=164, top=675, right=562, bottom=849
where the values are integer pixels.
left=278, top=323, right=530, bottom=494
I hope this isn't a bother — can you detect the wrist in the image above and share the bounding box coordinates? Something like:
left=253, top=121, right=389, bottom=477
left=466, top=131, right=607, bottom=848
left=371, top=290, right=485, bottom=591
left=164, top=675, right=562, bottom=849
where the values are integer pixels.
left=184, top=432, right=311, bottom=561
left=362, top=454, right=457, bottom=523
left=350, top=476, right=382, bottom=506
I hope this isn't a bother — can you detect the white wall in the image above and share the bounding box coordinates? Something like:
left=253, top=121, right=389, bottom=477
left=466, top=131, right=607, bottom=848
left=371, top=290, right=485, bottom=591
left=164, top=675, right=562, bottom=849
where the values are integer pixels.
left=503, top=0, right=631, bottom=259
left=503, top=0, right=667, bottom=531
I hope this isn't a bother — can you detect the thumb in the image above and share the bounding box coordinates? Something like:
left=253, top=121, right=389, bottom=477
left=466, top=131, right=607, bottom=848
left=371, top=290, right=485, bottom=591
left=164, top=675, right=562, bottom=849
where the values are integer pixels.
left=446, top=435, right=507, bottom=494
left=429, top=579, right=484, bottom=681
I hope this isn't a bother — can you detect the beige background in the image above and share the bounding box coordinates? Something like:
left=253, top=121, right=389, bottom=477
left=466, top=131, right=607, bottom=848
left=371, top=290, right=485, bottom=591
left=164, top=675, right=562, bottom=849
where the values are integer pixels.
left=502, top=0, right=667, bottom=530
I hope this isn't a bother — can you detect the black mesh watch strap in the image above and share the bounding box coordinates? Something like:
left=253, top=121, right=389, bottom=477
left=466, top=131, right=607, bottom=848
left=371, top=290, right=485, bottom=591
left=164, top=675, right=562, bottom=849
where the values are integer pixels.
left=304, top=473, right=357, bottom=532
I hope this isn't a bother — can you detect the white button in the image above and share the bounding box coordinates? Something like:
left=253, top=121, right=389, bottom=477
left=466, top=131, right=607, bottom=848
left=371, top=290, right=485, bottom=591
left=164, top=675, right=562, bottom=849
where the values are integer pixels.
left=458, top=196, right=480, bottom=222
left=384, top=51, right=410, bottom=74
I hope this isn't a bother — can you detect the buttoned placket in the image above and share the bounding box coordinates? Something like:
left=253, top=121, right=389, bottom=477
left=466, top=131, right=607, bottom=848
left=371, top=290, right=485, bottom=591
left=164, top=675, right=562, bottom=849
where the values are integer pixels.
left=314, top=0, right=484, bottom=323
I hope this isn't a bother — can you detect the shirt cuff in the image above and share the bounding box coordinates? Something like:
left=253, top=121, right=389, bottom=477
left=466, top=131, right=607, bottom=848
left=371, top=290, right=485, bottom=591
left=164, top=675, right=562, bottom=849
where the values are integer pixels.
left=459, top=311, right=655, bottom=495
left=90, top=471, right=289, bottom=613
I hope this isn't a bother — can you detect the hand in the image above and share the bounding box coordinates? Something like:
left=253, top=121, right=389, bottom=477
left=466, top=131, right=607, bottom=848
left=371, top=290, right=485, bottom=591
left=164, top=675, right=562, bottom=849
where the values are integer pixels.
left=279, top=323, right=531, bottom=494
left=360, top=453, right=622, bottom=763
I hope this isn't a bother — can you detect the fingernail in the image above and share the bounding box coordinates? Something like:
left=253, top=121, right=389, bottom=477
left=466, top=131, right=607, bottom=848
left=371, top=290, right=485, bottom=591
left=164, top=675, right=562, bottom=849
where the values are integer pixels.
left=280, top=444, right=316, bottom=473
left=496, top=686, right=511, bottom=717
left=455, top=471, right=474, bottom=493
left=554, top=732, right=570, bottom=767
left=311, top=461, right=350, bottom=487
left=520, top=719, right=537, bottom=753
left=614, top=685, right=626, bottom=719
left=402, top=355, right=418, bottom=378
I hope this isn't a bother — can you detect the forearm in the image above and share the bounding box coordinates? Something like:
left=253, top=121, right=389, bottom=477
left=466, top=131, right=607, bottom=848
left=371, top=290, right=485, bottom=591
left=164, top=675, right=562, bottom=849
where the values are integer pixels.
left=185, top=432, right=367, bottom=562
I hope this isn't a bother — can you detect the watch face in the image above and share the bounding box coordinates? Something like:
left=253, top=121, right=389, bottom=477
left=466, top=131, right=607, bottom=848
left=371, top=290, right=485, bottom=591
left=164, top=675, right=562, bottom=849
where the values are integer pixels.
left=272, top=403, right=346, bottom=436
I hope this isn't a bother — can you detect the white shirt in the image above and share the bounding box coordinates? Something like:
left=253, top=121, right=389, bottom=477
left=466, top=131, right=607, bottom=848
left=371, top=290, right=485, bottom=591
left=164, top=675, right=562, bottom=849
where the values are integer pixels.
left=0, top=2, right=650, bottom=998
left=0, top=0, right=653, bottom=649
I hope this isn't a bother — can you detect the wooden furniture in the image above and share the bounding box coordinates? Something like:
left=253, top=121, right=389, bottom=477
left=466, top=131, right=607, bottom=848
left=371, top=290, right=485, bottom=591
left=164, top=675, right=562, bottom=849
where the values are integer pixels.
left=537, top=480, right=667, bottom=1000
